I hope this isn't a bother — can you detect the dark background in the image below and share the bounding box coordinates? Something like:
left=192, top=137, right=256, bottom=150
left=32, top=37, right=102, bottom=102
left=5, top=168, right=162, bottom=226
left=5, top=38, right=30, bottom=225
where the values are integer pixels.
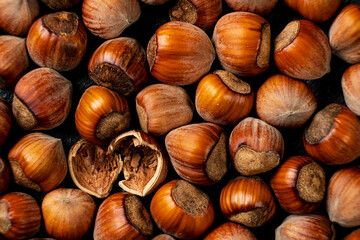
left=1, top=0, right=360, bottom=239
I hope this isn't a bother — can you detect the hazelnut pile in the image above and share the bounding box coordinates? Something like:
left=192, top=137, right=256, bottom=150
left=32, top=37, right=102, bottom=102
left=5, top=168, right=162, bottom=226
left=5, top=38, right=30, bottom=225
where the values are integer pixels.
left=0, top=0, right=360, bottom=239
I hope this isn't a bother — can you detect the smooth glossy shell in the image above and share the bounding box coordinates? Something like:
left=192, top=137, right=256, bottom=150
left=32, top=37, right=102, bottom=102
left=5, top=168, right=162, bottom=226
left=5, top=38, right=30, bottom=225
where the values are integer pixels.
left=204, top=222, right=256, bottom=240
left=303, top=103, right=360, bottom=165
left=275, top=214, right=335, bottom=240
left=220, top=176, right=276, bottom=227
left=327, top=166, right=360, bottom=227
left=342, top=64, right=360, bottom=115
left=0, top=98, right=12, bottom=147
left=8, top=132, right=68, bottom=192
left=88, top=37, right=148, bottom=96
left=82, top=0, right=141, bottom=39
left=26, top=11, right=87, bottom=71
left=0, top=36, right=28, bottom=89
left=147, top=21, right=215, bottom=85
left=344, top=229, right=360, bottom=240
left=195, top=70, right=254, bottom=126
left=150, top=179, right=215, bottom=239
left=75, top=85, right=130, bottom=145
left=274, top=20, right=331, bottom=80
left=42, top=188, right=96, bottom=240
left=256, top=74, right=317, bottom=128
left=329, top=4, right=360, bottom=64
left=213, top=12, right=271, bottom=77
left=0, top=192, right=41, bottom=239
left=283, top=0, right=341, bottom=22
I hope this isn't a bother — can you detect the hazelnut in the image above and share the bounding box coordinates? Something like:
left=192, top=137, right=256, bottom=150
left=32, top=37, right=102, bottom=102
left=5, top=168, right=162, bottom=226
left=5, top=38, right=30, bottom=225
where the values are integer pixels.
left=136, top=84, right=194, bottom=136
left=342, top=64, right=360, bottom=116
left=0, top=97, right=11, bottom=147
left=169, top=0, right=222, bottom=31
left=8, top=132, right=68, bottom=192
left=270, top=156, right=326, bottom=214
left=93, top=192, right=153, bottom=240
left=42, top=188, right=96, bottom=240
left=152, top=234, right=175, bottom=240
left=283, top=0, right=341, bottom=22
left=0, top=0, right=40, bottom=35
left=274, top=19, right=331, bottom=80
left=329, top=4, right=360, bottom=64
left=88, top=37, right=148, bottom=96
left=220, top=176, right=276, bottom=227
left=344, top=229, right=360, bottom=240
left=224, top=0, right=278, bottom=15
left=256, top=74, right=317, bottom=128
left=204, top=222, right=256, bottom=240
left=141, top=0, right=170, bottom=4
left=195, top=70, right=254, bottom=126
left=0, top=192, right=41, bottom=239
left=26, top=11, right=87, bottom=71
left=0, top=35, right=29, bottom=89
left=229, top=117, right=284, bottom=176
left=326, top=166, right=360, bottom=227
left=12, top=68, right=72, bottom=131
left=0, top=157, right=10, bottom=195
left=147, top=21, right=215, bottom=85
left=40, top=0, right=81, bottom=10
left=82, top=0, right=141, bottom=39
left=213, top=11, right=271, bottom=77
left=75, top=85, right=131, bottom=146
left=303, top=103, right=360, bottom=165
left=275, top=214, right=335, bottom=240
left=151, top=179, right=215, bottom=239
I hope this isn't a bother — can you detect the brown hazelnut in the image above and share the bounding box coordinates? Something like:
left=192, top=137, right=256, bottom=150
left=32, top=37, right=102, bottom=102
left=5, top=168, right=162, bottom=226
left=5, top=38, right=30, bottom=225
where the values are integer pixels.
left=0, top=157, right=10, bottom=195
left=213, top=12, right=271, bottom=77
left=0, top=192, right=41, bottom=239
left=12, top=68, right=72, bottom=131
left=0, top=0, right=40, bottom=35
left=344, top=229, right=360, bottom=240
left=40, top=0, right=81, bottom=10
left=151, top=179, right=215, bottom=239
left=283, top=0, right=341, bottom=22
left=270, top=156, right=326, bottom=214
left=274, top=19, right=331, bottom=80
left=326, top=166, right=360, bottom=228
left=147, top=21, right=215, bottom=85
left=195, top=70, right=254, bottom=126
left=0, top=97, right=11, bottom=147
left=42, top=188, right=96, bottom=240
left=165, top=122, right=228, bottom=186
left=303, top=103, right=360, bottom=165
left=220, top=176, right=276, bottom=227
left=141, top=0, right=170, bottom=4
left=204, top=222, right=256, bottom=240
left=169, top=0, right=222, bottom=31
left=342, top=64, right=360, bottom=116
left=152, top=234, right=175, bottom=240
left=82, top=0, right=141, bottom=39
left=329, top=4, right=360, bottom=64
left=75, top=85, right=131, bottom=146
left=26, top=11, right=87, bottom=71
left=224, top=0, right=278, bottom=15
left=136, top=84, right=194, bottom=136
left=256, top=74, right=317, bottom=128
left=0, top=36, right=29, bottom=89
left=8, top=132, right=68, bottom=192
left=93, top=192, right=153, bottom=240
left=275, top=214, right=335, bottom=240
left=229, top=117, right=284, bottom=176
left=88, top=37, right=148, bottom=96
